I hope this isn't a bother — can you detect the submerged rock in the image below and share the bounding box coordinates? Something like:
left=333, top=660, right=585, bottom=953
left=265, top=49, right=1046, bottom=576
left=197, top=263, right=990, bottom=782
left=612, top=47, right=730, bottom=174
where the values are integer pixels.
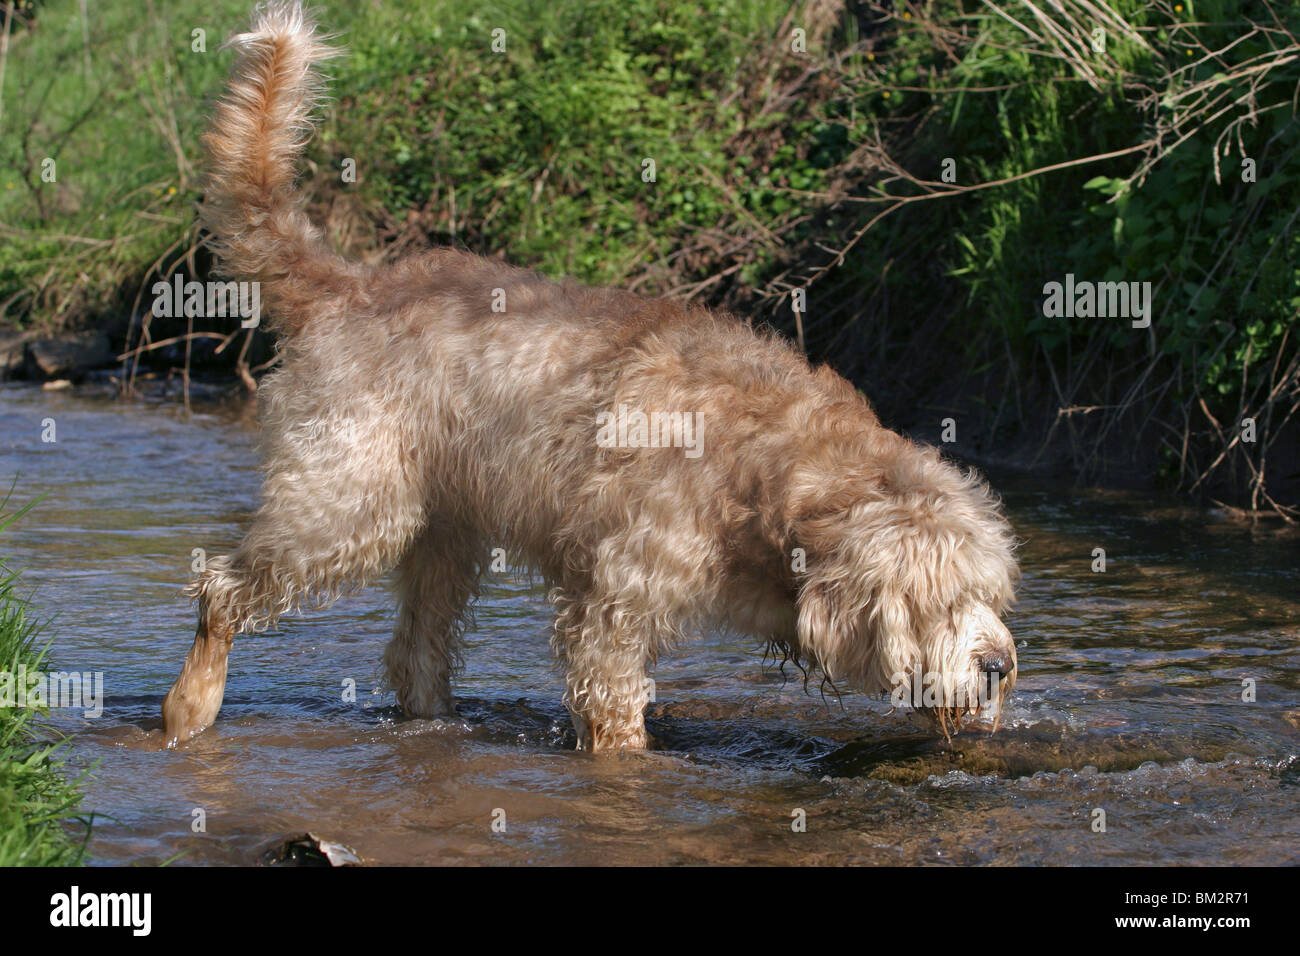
left=259, top=832, right=362, bottom=867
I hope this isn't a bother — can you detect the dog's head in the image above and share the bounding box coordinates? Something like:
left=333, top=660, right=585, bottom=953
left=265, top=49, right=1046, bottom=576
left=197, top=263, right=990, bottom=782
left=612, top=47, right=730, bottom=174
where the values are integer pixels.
left=792, top=440, right=1019, bottom=735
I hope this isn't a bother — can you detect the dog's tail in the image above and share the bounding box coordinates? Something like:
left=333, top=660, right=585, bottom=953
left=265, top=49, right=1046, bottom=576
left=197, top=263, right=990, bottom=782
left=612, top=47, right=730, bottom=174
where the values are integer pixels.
left=201, top=2, right=354, bottom=336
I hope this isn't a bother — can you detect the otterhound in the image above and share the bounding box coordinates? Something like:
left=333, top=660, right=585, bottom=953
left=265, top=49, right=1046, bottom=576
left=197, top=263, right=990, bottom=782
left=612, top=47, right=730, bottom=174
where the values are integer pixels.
left=162, top=2, right=1020, bottom=752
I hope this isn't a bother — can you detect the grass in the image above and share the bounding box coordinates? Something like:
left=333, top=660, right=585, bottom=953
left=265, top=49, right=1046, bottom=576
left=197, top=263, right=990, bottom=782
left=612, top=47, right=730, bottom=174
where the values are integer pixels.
left=0, top=497, right=90, bottom=866
left=822, top=0, right=1300, bottom=514
left=0, top=0, right=804, bottom=320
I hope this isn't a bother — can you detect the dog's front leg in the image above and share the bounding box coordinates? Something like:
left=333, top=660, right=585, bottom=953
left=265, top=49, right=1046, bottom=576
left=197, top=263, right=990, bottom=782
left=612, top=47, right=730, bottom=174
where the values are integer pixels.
left=568, top=704, right=650, bottom=752
left=162, top=597, right=234, bottom=747
left=553, top=597, right=652, bottom=752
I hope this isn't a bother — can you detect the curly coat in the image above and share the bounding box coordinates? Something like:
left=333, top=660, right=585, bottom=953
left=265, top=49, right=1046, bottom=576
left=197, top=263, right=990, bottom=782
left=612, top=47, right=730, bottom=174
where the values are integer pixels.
left=162, top=2, right=1020, bottom=751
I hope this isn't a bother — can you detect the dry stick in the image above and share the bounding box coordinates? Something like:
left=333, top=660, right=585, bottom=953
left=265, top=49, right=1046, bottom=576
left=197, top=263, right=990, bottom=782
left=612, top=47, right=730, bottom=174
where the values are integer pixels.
left=1263, top=390, right=1300, bottom=457
left=1069, top=0, right=1153, bottom=51
left=182, top=229, right=202, bottom=402
left=979, top=0, right=1047, bottom=46
left=1178, top=382, right=1193, bottom=490
left=249, top=353, right=281, bottom=375
left=1257, top=348, right=1300, bottom=521
left=672, top=260, right=747, bottom=301
left=182, top=311, right=193, bottom=415
left=1190, top=403, right=1253, bottom=496
left=1264, top=327, right=1296, bottom=413
left=1158, top=47, right=1267, bottom=121
left=232, top=327, right=257, bottom=393
left=116, top=331, right=233, bottom=363
left=1085, top=323, right=1166, bottom=465
left=1252, top=416, right=1268, bottom=515
left=1096, top=369, right=1183, bottom=480
left=0, top=227, right=127, bottom=248
left=1240, top=341, right=1255, bottom=506
left=1070, top=340, right=1145, bottom=478
left=1035, top=344, right=1076, bottom=468
left=1017, top=0, right=1103, bottom=88
left=804, top=142, right=1150, bottom=290
left=839, top=77, right=1094, bottom=94
left=1135, top=42, right=1299, bottom=167
left=121, top=232, right=200, bottom=395
left=976, top=1, right=1122, bottom=84
left=1188, top=181, right=1268, bottom=316
left=1133, top=93, right=1292, bottom=187
left=1158, top=39, right=1293, bottom=110
left=1189, top=358, right=1299, bottom=498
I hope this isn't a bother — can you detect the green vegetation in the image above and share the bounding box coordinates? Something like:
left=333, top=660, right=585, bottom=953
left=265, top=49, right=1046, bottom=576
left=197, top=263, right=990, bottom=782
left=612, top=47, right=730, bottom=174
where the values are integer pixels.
left=1, top=0, right=1296, bottom=511
left=801, top=0, right=1300, bottom=513
left=0, top=499, right=89, bottom=866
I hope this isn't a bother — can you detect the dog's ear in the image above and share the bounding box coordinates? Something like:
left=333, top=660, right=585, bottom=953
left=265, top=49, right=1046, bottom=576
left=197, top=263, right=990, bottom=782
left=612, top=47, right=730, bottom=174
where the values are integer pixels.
left=794, top=576, right=845, bottom=670
left=795, top=571, right=911, bottom=692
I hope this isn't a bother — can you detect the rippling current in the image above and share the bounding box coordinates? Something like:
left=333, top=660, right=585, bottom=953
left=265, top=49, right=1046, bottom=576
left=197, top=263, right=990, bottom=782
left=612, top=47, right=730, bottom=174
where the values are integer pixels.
left=2, top=382, right=1297, bottom=865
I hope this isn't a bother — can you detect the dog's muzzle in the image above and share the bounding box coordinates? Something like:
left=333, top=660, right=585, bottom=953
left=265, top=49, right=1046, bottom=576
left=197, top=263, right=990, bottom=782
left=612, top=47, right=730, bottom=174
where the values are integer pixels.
left=979, top=652, right=1013, bottom=678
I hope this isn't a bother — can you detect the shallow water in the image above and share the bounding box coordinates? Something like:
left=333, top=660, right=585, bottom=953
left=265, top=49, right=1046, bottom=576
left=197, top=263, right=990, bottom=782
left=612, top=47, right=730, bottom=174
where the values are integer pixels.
left=2, top=382, right=1298, bottom=865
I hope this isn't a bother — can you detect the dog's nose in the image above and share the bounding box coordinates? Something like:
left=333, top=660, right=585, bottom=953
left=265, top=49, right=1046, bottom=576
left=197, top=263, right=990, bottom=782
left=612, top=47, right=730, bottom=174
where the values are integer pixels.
left=979, top=653, right=1012, bottom=677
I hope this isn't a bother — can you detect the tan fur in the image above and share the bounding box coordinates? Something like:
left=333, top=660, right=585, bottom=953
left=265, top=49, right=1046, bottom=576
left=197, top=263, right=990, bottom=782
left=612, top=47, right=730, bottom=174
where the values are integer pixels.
left=162, top=1, right=1021, bottom=751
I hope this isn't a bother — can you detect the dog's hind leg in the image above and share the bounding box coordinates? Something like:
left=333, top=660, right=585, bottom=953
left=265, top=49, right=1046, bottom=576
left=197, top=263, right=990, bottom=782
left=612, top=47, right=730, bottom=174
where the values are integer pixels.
left=161, top=553, right=271, bottom=747
left=160, top=589, right=236, bottom=748
left=382, top=519, right=485, bottom=719
left=162, top=403, right=428, bottom=746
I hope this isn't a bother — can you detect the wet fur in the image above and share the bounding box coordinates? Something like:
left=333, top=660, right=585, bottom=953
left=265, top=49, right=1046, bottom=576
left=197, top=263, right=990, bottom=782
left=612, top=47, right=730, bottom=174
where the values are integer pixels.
left=162, top=1, right=1021, bottom=751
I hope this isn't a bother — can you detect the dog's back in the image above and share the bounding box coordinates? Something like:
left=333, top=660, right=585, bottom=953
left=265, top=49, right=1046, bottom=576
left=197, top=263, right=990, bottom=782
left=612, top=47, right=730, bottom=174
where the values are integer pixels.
left=199, top=3, right=861, bottom=588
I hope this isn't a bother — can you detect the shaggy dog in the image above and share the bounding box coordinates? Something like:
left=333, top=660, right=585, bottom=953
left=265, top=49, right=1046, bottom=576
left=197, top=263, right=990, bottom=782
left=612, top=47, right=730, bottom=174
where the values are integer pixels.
left=162, top=2, right=1020, bottom=751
